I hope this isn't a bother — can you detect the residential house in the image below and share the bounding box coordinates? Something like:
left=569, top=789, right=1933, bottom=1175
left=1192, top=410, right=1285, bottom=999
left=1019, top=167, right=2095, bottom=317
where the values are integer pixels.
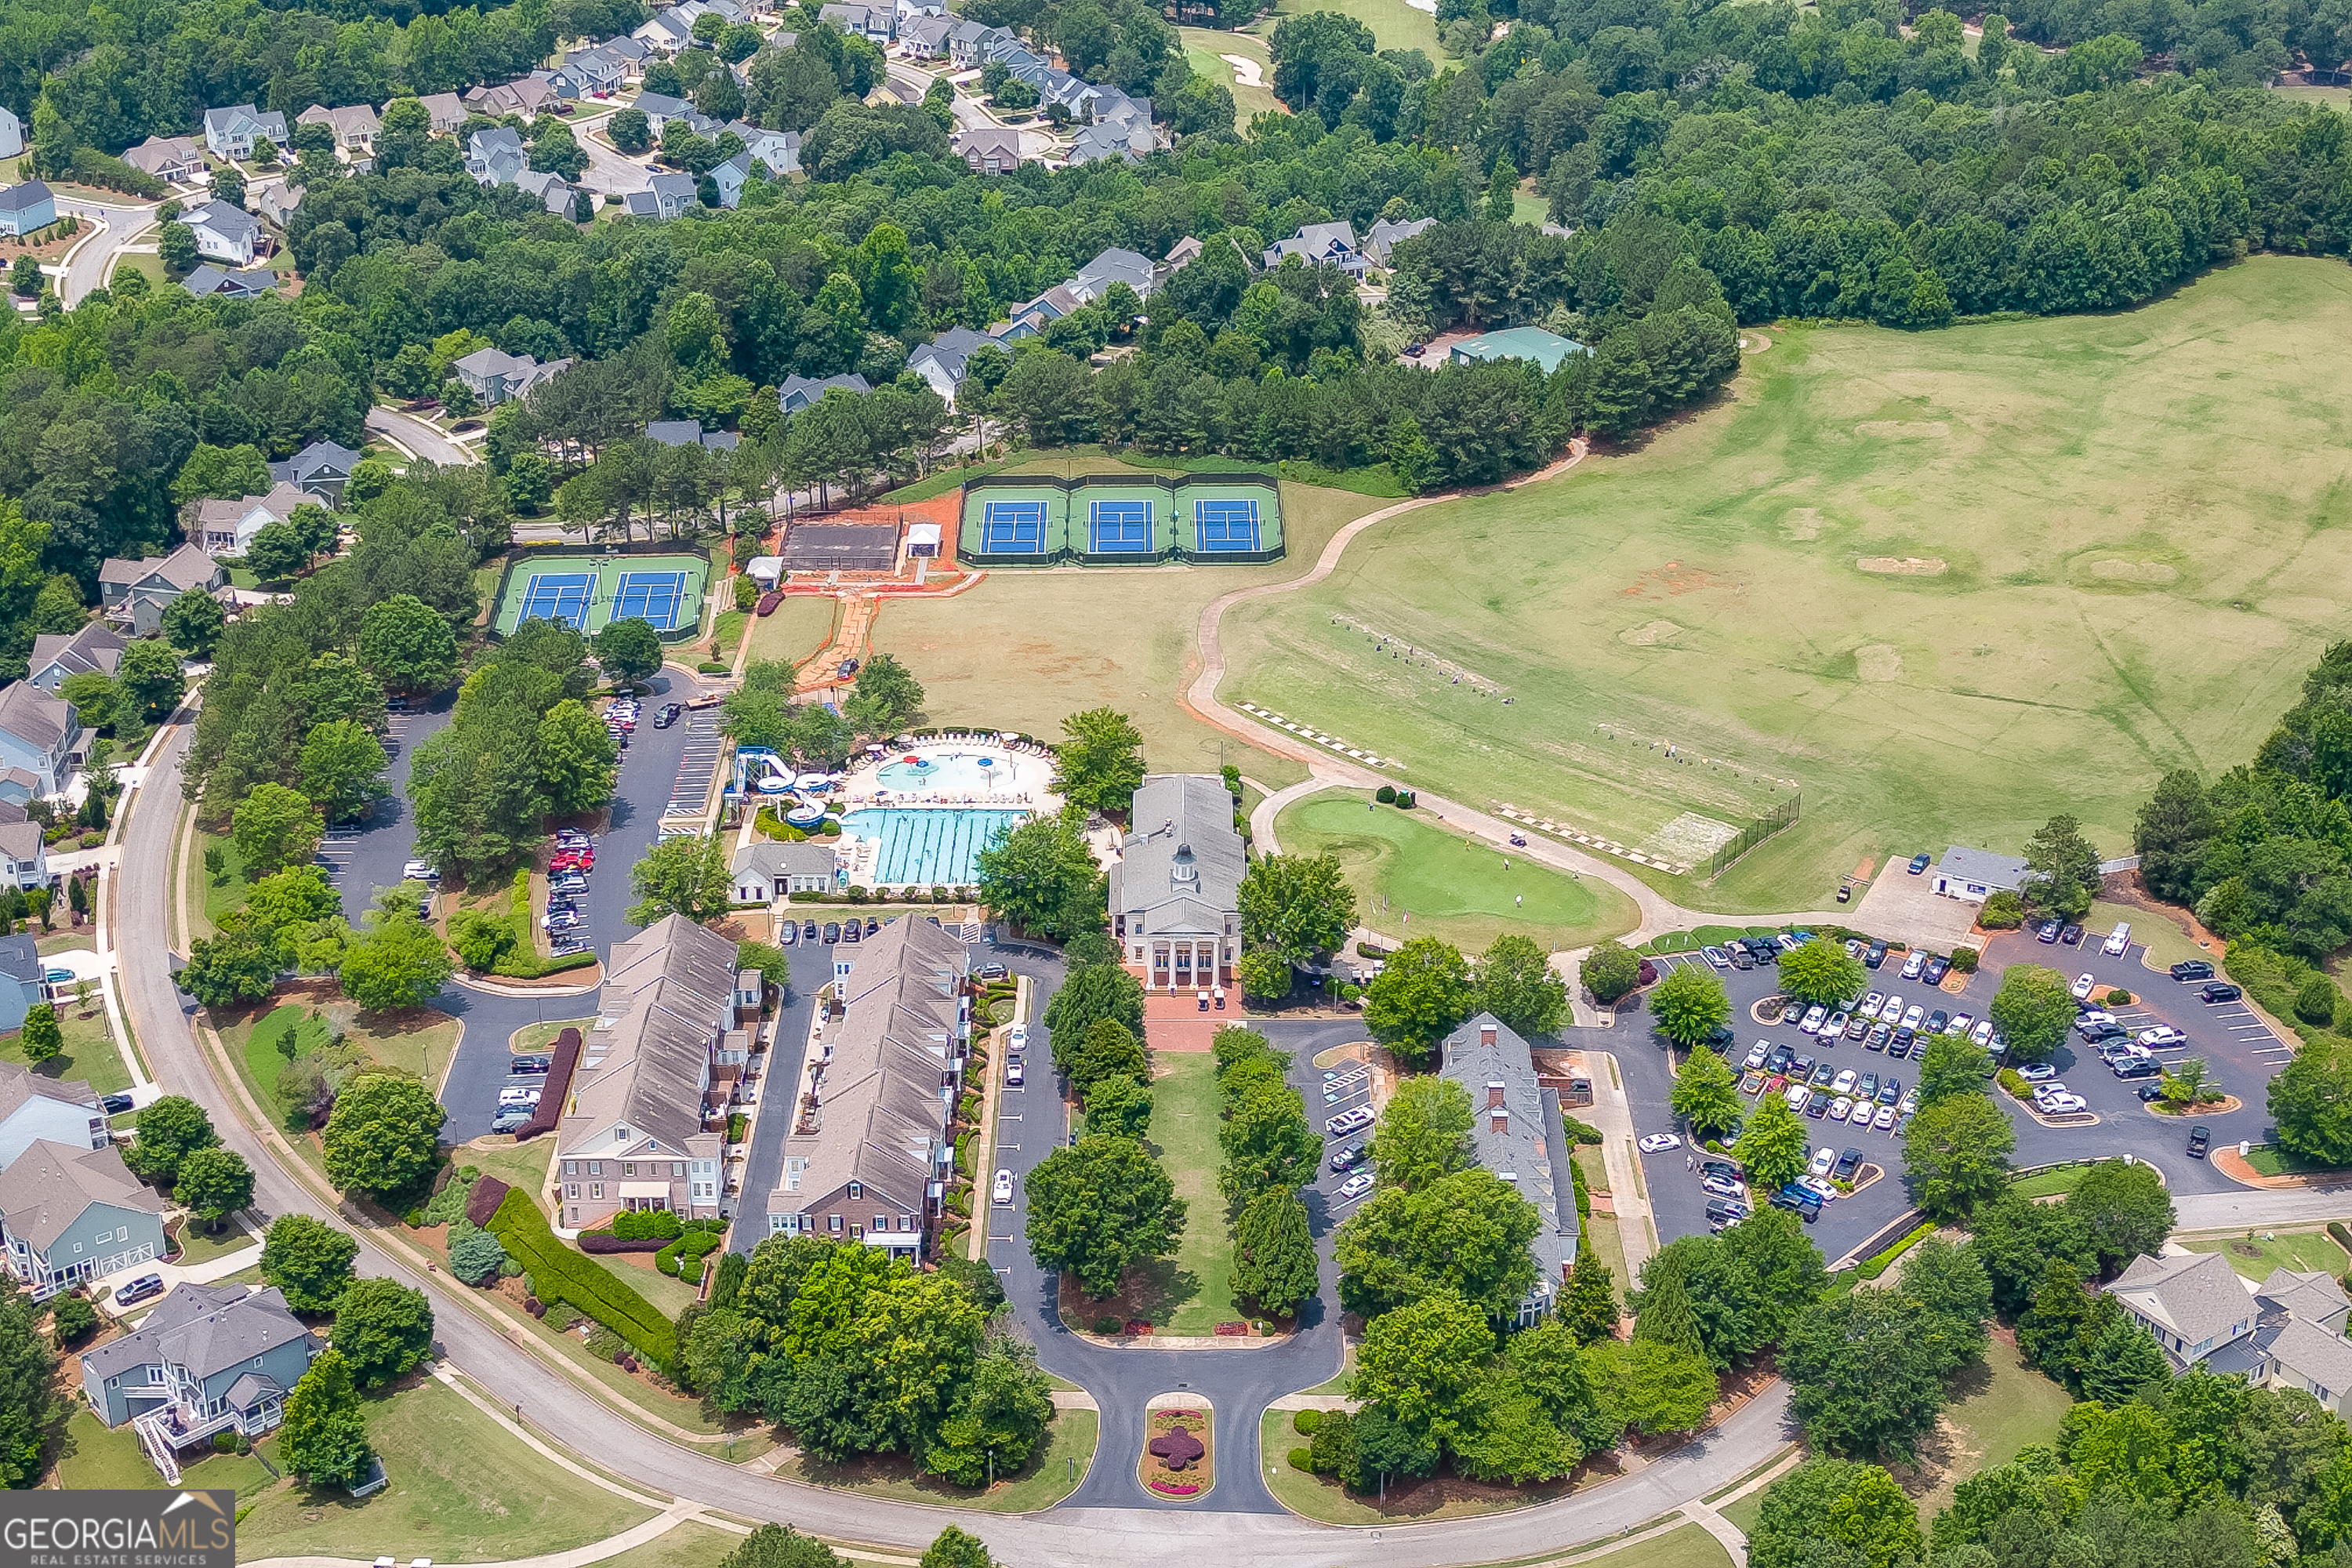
left=1363, top=215, right=1434, bottom=263
left=1448, top=325, right=1584, bottom=373
left=995, top=282, right=1083, bottom=340
left=707, top=150, right=754, bottom=209
left=27, top=623, right=126, bottom=691
left=0, top=107, right=20, bottom=162
left=1163, top=234, right=1204, bottom=270
left=0, top=682, right=85, bottom=797
left=1067, top=118, right=1151, bottom=166
left=596, top=33, right=655, bottom=66
left=552, top=914, right=740, bottom=1230
left=514, top=169, right=583, bottom=217
left=635, top=5, right=705, bottom=50
left=647, top=419, right=741, bottom=452
left=191, top=482, right=307, bottom=557
left=79, top=1283, right=321, bottom=1482
left=1264, top=220, right=1364, bottom=274
left=0, top=1139, right=165, bottom=1300
left=0, top=181, right=56, bottom=238
left=899, top=14, right=955, bottom=54
left=631, top=93, right=717, bottom=139
left=98, top=546, right=224, bottom=637
left=252, top=182, right=302, bottom=229
left=182, top=200, right=265, bottom=267
left=950, top=126, right=1022, bottom=176
left=180, top=263, right=276, bottom=302
left=724, top=122, right=801, bottom=176
left=0, top=1060, right=106, bottom=1170
left=1070, top=245, right=1154, bottom=303
left=412, top=93, right=469, bottom=135
left=2259, top=1294, right=2352, bottom=1415
left=731, top=841, right=837, bottom=903
left=466, top=126, right=529, bottom=187
left=946, top=19, right=997, bottom=64
left=123, top=136, right=205, bottom=185
left=0, top=936, right=51, bottom=1032
left=1113, top=773, right=1243, bottom=990
left=622, top=172, right=702, bottom=221
left=564, top=46, right=632, bottom=95
left=777, top=372, right=871, bottom=415
left=1435, top=1014, right=1578, bottom=1327
left=2110, top=1250, right=2262, bottom=1369
left=293, top=102, right=381, bottom=153
left=818, top=2, right=896, bottom=40
left=451, top=347, right=572, bottom=406
left=1932, top=846, right=2028, bottom=903
left=906, top=327, right=1000, bottom=405
left=764, top=916, right=968, bottom=1254
left=0, top=819, right=43, bottom=896
left=466, top=74, right=567, bottom=118
left=267, top=439, right=361, bottom=506
left=201, top=105, right=289, bottom=161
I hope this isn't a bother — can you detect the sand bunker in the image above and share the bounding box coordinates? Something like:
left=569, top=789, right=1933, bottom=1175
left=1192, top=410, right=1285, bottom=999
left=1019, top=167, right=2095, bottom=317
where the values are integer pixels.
left=1855, top=644, right=1903, bottom=682
left=2089, top=559, right=2180, bottom=585
left=1857, top=557, right=1947, bottom=575
left=1619, top=619, right=1683, bottom=646
left=1856, top=421, right=1951, bottom=440
left=1219, top=53, right=1265, bottom=86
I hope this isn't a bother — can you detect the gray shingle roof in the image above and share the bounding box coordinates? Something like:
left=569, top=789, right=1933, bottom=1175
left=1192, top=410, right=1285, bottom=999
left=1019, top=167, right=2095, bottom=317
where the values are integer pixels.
left=82, top=1283, right=314, bottom=1383
left=733, top=840, right=837, bottom=879
left=187, top=200, right=261, bottom=243
left=563, top=914, right=739, bottom=1153
left=99, top=544, right=218, bottom=593
left=1113, top=775, right=1243, bottom=932
left=0, top=1140, right=162, bottom=1252
left=0, top=180, right=52, bottom=214
left=0, top=681, right=74, bottom=752
left=1438, top=1013, right=1571, bottom=1308
left=30, top=623, right=126, bottom=683
left=1936, top=845, right=2029, bottom=889
left=0, top=1058, right=98, bottom=1121
left=2113, top=1250, right=2255, bottom=1348
left=2270, top=1317, right=2352, bottom=1398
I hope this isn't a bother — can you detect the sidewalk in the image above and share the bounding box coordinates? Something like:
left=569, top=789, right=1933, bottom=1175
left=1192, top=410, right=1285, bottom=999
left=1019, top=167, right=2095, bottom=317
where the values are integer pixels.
left=1581, top=1051, right=1657, bottom=1283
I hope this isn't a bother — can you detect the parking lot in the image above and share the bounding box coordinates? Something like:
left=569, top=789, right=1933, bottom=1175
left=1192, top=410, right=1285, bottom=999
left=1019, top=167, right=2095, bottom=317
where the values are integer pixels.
left=663, top=710, right=724, bottom=819
left=1316, top=1058, right=1378, bottom=1214
left=1612, top=920, right=2277, bottom=1261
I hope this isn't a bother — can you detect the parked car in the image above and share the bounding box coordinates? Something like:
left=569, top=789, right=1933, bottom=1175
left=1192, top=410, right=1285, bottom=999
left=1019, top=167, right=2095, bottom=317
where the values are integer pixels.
left=2187, top=1125, right=2212, bottom=1158
left=780, top=921, right=797, bottom=946
left=1971, top=1018, right=1996, bottom=1047
left=114, top=1273, right=166, bottom=1307
left=1831, top=1068, right=1858, bottom=1097
left=1900, top=951, right=1926, bottom=980
left=1810, top=1146, right=1838, bottom=1177
left=1857, top=1073, right=1879, bottom=1101
left=1005, top=1059, right=1025, bottom=1087
left=803, top=920, right=819, bottom=941
left=2017, top=1062, right=2059, bottom=1081
left=1326, top=1105, right=1375, bottom=1135
left=2071, top=972, right=2097, bottom=1000
left=1772, top=1185, right=1823, bottom=1221
left=511, top=1054, right=552, bottom=1075
left=2200, top=982, right=2243, bottom=1003
left=2078, top=1021, right=2130, bottom=1045
left=1702, top=946, right=1730, bottom=969
left=1637, top=1133, right=1682, bottom=1154
left=403, top=860, right=439, bottom=883
left=1822, top=1010, right=1850, bottom=1038
left=1889, top=1028, right=1916, bottom=1058
left=1925, top=1009, right=1950, bottom=1035
left=1845, top=1014, right=1871, bottom=1042
left=1700, top=1160, right=1741, bottom=1182
left=1704, top=1198, right=1751, bottom=1228
left=1766, top=1044, right=1795, bottom=1073
left=1878, top=993, right=1905, bottom=1022
left=1861, top=991, right=1885, bottom=1018
left=1834, top=1148, right=1862, bottom=1180
left=2170, top=960, right=2216, bottom=982
left=2136, top=1079, right=2171, bottom=1101
left=1008, top=1024, right=1029, bottom=1054
left=101, top=1091, right=134, bottom=1115
left=491, top=1109, right=532, bottom=1133
left=1798, top=1004, right=1828, bottom=1034
left=1744, top=1041, right=1773, bottom=1070
left=1828, top=1095, right=1854, bottom=1123
left=498, top=1086, right=541, bottom=1106
left=1877, top=1077, right=1902, bottom=1105
left=2137, top=1025, right=2187, bottom=1047
left=2036, top=920, right=2062, bottom=943
left=975, top=962, right=1010, bottom=982
left=2115, top=1058, right=2162, bottom=1080
left=1802, top=1058, right=1829, bottom=1087
left=2103, top=924, right=2132, bottom=956
left=653, top=703, right=684, bottom=728
left=1901, top=1004, right=1926, bottom=1030
left=1865, top=942, right=1888, bottom=969
left=1866, top=1023, right=1891, bottom=1051
left=1728, top=946, right=1755, bottom=970
left=1784, top=1086, right=1812, bottom=1114
left=993, top=1169, right=1014, bottom=1204
left=1907, top=852, right=1932, bottom=874
left=1330, top=1142, right=1368, bottom=1173
left=1338, top=1171, right=1377, bottom=1200
left=1924, top=955, right=1951, bottom=985
left=1700, top=1174, right=1748, bottom=1201
left=823, top=922, right=841, bottom=942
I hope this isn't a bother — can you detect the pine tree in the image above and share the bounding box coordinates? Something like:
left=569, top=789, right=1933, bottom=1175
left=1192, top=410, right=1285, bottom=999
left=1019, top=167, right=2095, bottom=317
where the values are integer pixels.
left=1231, top=1187, right=1318, bottom=1317
left=2078, top=1316, right=2170, bottom=1404
left=1562, top=1234, right=1620, bottom=1344
left=1632, top=1255, right=1705, bottom=1355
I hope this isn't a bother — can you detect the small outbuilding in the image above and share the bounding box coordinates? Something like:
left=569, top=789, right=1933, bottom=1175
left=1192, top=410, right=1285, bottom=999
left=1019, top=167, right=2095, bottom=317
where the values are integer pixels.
left=1447, top=326, right=1586, bottom=374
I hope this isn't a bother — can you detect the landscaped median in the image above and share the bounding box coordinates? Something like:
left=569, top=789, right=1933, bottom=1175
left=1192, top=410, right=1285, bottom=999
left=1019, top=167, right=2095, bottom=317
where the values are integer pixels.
left=1142, top=1399, right=1214, bottom=1501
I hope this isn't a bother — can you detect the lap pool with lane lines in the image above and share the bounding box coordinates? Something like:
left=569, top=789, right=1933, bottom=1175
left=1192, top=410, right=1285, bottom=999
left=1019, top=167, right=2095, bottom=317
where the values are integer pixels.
left=840, top=808, right=1028, bottom=887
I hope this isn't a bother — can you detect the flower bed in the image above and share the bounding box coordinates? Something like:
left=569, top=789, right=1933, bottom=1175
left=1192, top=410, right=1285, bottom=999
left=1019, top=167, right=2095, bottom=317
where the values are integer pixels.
left=1138, top=1406, right=1214, bottom=1501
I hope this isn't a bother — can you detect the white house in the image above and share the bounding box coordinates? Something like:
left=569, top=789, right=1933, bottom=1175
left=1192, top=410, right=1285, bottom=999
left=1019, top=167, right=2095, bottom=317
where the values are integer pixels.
left=0, top=107, right=21, bottom=162
left=182, top=199, right=265, bottom=267
left=1265, top=220, right=1365, bottom=274
left=1931, top=845, right=2028, bottom=903
left=724, top=122, right=800, bottom=176
left=731, top=841, right=837, bottom=902
left=201, top=104, right=289, bottom=161
left=192, top=482, right=307, bottom=557
left=1112, top=773, right=1243, bottom=991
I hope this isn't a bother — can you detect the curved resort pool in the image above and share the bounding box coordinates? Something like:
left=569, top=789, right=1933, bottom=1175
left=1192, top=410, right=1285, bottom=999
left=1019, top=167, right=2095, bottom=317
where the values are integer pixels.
left=841, top=808, right=1028, bottom=887
left=873, top=752, right=1013, bottom=795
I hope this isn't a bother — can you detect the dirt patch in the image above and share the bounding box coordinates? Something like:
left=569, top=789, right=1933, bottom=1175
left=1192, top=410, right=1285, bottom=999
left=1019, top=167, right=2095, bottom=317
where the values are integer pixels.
left=1857, top=557, right=1947, bottom=575
left=1781, top=507, right=1824, bottom=540
left=1855, top=644, right=1902, bottom=682
left=1620, top=561, right=1724, bottom=598
left=1855, top=421, right=1951, bottom=441
left=1618, top=619, right=1683, bottom=646
left=2089, top=558, right=2180, bottom=585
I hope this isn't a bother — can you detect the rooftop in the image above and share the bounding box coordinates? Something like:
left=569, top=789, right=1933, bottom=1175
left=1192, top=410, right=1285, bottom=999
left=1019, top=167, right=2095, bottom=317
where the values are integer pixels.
left=0, top=1139, right=163, bottom=1252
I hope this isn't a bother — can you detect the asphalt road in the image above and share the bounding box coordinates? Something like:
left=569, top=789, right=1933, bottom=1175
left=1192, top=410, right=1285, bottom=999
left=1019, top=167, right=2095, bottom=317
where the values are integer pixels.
left=366, top=405, right=477, bottom=467
left=566, top=107, right=658, bottom=200
left=53, top=194, right=158, bottom=306
left=731, top=935, right=827, bottom=1253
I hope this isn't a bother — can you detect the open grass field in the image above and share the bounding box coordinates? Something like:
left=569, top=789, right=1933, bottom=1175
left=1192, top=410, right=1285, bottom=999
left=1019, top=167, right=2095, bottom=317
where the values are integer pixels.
left=777, top=1407, right=1097, bottom=1510
left=1276, top=790, right=1639, bottom=951
left=1269, top=0, right=1442, bottom=58
left=746, top=589, right=837, bottom=670
left=0, top=996, right=132, bottom=1094
left=1181, top=27, right=1283, bottom=122
left=238, top=1377, right=660, bottom=1563
left=222, top=997, right=461, bottom=1132
left=1221, top=258, right=2352, bottom=913
left=51, top=1408, right=277, bottom=1496
left=1135, top=1052, right=1239, bottom=1334
left=876, top=458, right=1391, bottom=791
left=2182, top=1228, right=2351, bottom=1281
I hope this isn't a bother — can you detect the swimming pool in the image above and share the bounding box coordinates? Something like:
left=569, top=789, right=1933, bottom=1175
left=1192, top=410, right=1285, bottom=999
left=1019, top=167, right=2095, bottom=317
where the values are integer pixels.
left=841, top=808, right=1028, bottom=887
left=875, top=752, right=1013, bottom=794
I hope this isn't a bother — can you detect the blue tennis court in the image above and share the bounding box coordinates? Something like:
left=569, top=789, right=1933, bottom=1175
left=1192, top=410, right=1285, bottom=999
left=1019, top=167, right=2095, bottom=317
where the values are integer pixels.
left=613, top=571, right=688, bottom=630
left=982, top=501, right=1046, bottom=554
left=1196, top=499, right=1261, bottom=552
left=521, top=572, right=594, bottom=629
left=1089, top=500, right=1151, bottom=553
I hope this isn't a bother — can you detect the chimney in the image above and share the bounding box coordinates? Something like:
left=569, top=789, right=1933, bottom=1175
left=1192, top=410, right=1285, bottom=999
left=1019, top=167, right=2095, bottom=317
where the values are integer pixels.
left=1480, top=1023, right=1497, bottom=1047
left=1486, top=1081, right=1505, bottom=1110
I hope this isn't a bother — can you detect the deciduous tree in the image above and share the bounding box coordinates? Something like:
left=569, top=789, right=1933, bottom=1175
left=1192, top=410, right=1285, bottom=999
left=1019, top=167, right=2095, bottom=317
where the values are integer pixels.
left=180, top=927, right=281, bottom=1009
left=593, top=617, right=664, bottom=687
left=359, top=594, right=461, bottom=694
left=627, top=831, right=733, bottom=924
left=2064, top=1159, right=2177, bottom=1276
left=1351, top=1287, right=1494, bottom=1450
left=1991, top=964, right=2078, bottom=1063
left=975, top=813, right=1105, bottom=941
left=124, top=1096, right=218, bottom=1186
left=298, top=720, right=390, bottom=823
left=844, top=653, right=924, bottom=735
left=1476, top=934, right=1569, bottom=1038
left=1024, top=1134, right=1185, bottom=1298
left=1237, top=853, right=1356, bottom=970
left=2022, top=812, right=2103, bottom=918
left=1731, top=1091, right=1810, bottom=1193
left=1363, top=938, right=1474, bottom=1068
left=1067, top=1017, right=1147, bottom=1101
left=1904, top=1091, right=2016, bottom=1220
left=115, top=637, right=185, bottom=725
left=1782, top=1289, right=1954, bottom=1462
left=1778, top=937, right=1866, bottom=1007
left=1367, top=1075, right=1474, bottom=1192
left=1917, top=1031, right=1991, bottom=1106
left=173, top=1146, right=254, bottom=1229
left=1335, top=1167, right=1541, bottom=1320
left=261, top=1214, right=359, bottom=1313
left=17, top=1003, right=60, bottom=1064
left=231, top=782, right=325, bottom=876
left=1650, top=964, right=1731, bottom=1049
left=1669, top=1045, right=1744, bottom=1142
left=1580, top=939, right=1642, bottom=1003
left=538, top=700, right=620, bottom=816
left=322, top=1073, right=445, bottom=1198
left=0, top=1278, right=65, bottom=1486
left=339, top=904, right=454, bottom=1012
left=1051, top=706, right=1145, bottom=815
left=279, top=1348, right=373, bottom=1488
left=1749, top=1457, right=1922, bottom=1568
left=330, top=1276, right=434, bottom=1387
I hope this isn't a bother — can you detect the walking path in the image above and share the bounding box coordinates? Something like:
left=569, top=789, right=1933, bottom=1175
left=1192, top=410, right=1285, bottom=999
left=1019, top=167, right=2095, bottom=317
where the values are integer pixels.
left=1581, top=1052, right=1657, bottom=1282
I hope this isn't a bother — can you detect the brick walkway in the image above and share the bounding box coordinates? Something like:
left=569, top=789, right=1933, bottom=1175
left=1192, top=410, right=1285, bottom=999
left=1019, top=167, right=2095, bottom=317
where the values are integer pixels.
left=1141, top=987, right=1232, bottom=1052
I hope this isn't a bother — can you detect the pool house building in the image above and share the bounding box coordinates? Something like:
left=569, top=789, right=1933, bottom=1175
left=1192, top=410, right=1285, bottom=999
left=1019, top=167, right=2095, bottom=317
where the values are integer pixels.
left=1112, top=773, right=1244, bottom=993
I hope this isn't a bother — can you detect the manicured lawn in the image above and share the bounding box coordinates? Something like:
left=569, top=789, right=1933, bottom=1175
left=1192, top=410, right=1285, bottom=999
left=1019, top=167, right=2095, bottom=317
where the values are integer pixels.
left=1276, top=792, right=1639, bottom=953
left=1270, top=0, right=1442, bottom=58
left=2087, top=900, right=2209, bottom=971
left=53, top=1409, right=277, bottom=1495
left=1224, top=259, right=2352, bottom=913
left=171, top=1214, right=255, bottom=1265
left=713, top=608, right=749, bottom=659
left=2182, top=1229, right=2350, bottom=1282
left=2008, top=1160, right=2132, bottom=1200
left=238, top=1378, right=660, bottom=1562
left=1128, top=1053, right=1239, bottom=1334
left=876, top=465, right=1389, bottom=794
left=601, top=1250, right=705, bottom=1318
left=744, top=591, right=837, bottom=670
left=1582, top=1207, right=1631, bottom=1308
left=36, top=932, right=95, bottom=955
left=220, top=999, right=461, bottom=1131
left=590, top=1521, right=741, bottom=1568
left=2243, top=1143, right=2347, bottom=1176
left=1181, top=27, right=1283, bottom=121
left=777, top=1407, right=1095, bottom=1511
left=457, top=1134, right=556, bottom=1200
left=0, top=998, right=133, bottom=1094
left=1255, top=1408, right=1590, bottom=1525
left=1900, top=1342, right=2074, bottom=1521
left=1718, top=1492, right=1763, bottom=1537
left=510, top=1016, right=596, bottom=1054
left=194, top=829, right=256, bottom=937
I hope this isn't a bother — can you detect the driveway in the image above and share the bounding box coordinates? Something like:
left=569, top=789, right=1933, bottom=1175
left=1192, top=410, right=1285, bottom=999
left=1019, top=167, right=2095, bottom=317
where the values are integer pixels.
left=731, top=935, right=828, bottom=1253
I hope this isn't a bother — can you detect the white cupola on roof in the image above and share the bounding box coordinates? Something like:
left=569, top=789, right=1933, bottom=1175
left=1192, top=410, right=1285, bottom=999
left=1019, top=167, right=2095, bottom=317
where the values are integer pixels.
left=1171, top=842, right=1199, bottom=890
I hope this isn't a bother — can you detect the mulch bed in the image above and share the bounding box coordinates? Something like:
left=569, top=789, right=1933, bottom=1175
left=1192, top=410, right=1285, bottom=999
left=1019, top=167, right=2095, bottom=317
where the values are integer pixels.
left=1141, top=1408, right=1213, bottom=1500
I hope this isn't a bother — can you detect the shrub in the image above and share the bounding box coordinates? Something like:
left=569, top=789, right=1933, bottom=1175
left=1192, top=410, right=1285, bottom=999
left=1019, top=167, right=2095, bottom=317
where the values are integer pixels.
left=447, top=1220, right=510, bottom=1285
left=2330, top=1221, right=2352, bottom=1254
left=579, top=1232, right=667, bottom=1253
left=1948, top=947, right=1980, bottom=974
left=585, top=1323, right=624, bottom=1360
left=726, top=1112, right=747, bottom=1142
left=1570, top=1152, right=1592, bottom=1218
left=49, top=1294, right=97, bottom=1346
left=486, top=1189, right=677, bottom=1368
left=1857, top=1221, right=1936, bottom=1280
left=610, top=1209, right=684, bottom=1241
left=1395, top=789, right=1415, bottom=808
left=847, top=885, right=869, bottom=903
left=1375, top=785, right=1396, bottom=804
left=2104, top=989, right=2133, bottom=1006
left=1563, top=1114, right=1604, bottom=1145
left=1289, top=1447, right=1315, bottom=1472
left=1998, top=1067, right=2031, bottom=1098
left=1094, top=1315, right=1120, bottom=1335
left=2297, top=973, right=2341, bottom=1027
left=422, top=1167, right=477, bottom=1227
left=1291, top=1409, right=1322, bottom=1436
left=1980, top=890, right=2026, bottom=929
left=212, top=1431, right=240, bottom=1454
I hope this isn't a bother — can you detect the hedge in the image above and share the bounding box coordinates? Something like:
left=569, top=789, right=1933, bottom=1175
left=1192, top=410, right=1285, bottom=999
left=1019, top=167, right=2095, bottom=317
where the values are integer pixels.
left=465, top=1176, right=512, bottom=1228
left=1562, top=1114, right=1603, bottom=1145
left=486, top=1189, right=677, bottom=1369
left=514, top=1029, right=582, bottom=1140
left=492, top=948, right=600, bottom=980
left=1291, top=1410, right=1322, bottom=1436
left=655, top=1229, right=721, bottom=1279
left=579, top=1233, right=668, bottom=1253
left=1570, top=1153, right=1592, bottom=1220
left=1857, top=1221, right=1938, bottom=1281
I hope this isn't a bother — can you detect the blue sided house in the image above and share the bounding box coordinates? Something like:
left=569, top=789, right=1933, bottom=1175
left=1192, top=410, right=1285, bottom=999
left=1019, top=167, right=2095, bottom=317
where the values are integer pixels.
left=80, top=1282, right=322, bottom=1481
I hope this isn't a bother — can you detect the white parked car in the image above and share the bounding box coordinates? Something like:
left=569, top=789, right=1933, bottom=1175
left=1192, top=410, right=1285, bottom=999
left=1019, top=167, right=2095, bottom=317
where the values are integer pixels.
left=1900, top=952, right=1926, bottom=980
left=1862, top=991, right=1885, bottom=1017
left=1703, top=946, right=1730, bottom=969
left=1744, top=1041, right=1772, bottom=1070
left=1325, top=1106, right=1375, bottom=1136
left=1785, top=1086, right=1812, bottom=1114
left=1831, top=1069, right=1858, bottom=1097
left=2076, top=1009, right=2117, bottom=1028
left=2018, top=1062, right=2060, bottom=1081
left=1797, top=1174, right=1839, bottom=1202
left=992, top=1169, right=1014, bottom=1205
left=1638, top=1133, right=1682, bottom=1155
left=1823, top=1011, right=1850, bottom=1038
left=1810, top=1147, right=1838, bottom=1177
left=2103, top=924, right=2132, bottom=956
left=2138, top=1025, right=2187, bottom=1047
left=1798, top=1004, right=1828, bottom=1034
left=2041, top=1093, right=2089, bottom=1113
left=2071, top=972, right=2097, bottom=1000
left=1828, top=1096, right=1854, bottom=1123
left=1971, top=1017, right=1996, bottom=1047
left=498, top=1086, right=540, bottom=1106
left=1878, top=993, right=1905, bottom=1022
left=1007, top=1024, right=1029, bottom=1054
left=1872, top=1104, right=1899, bottom=1131
left=1901, top=1005, right=1926, bottom=1031
left=1700, top=1174, right=1748, bottom=1201
left=1005, top=1058, right=1025, bottom=1087
left=1947, top=1012, right=1973, bottom=1036
left=1338, top=1171, right=1376, bottom=1200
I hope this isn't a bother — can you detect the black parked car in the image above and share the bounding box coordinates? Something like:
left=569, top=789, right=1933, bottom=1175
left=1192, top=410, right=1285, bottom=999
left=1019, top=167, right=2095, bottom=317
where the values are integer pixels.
left=1704, top=1198, right=1751, bottom=1228
left=1865, top=942, right=1888, bottom=969
left=2187, top=1124, right=2212, bottom=1158
left=2136, top=1079, right=2170, bottom=1100
left=1923, top=956, right=1950, bottom=985
left=823, top=921, right=841, bottom=942
left=1833, top=1148, right=1862, bottom=1180
left=2199, top=982, right=2244, bottom=1003
left=2060, top=924, right=2084, bottom=946
left=1728, top=947, right=1755, bottom=971
left=1700, top=1160, right=1741, bottom=1182
left=2171, top=960, right=2216, bottom=982
left=2116, top=1059, right=2162, bottom=1080
left=101, top=1091, right=135, bottom=1115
